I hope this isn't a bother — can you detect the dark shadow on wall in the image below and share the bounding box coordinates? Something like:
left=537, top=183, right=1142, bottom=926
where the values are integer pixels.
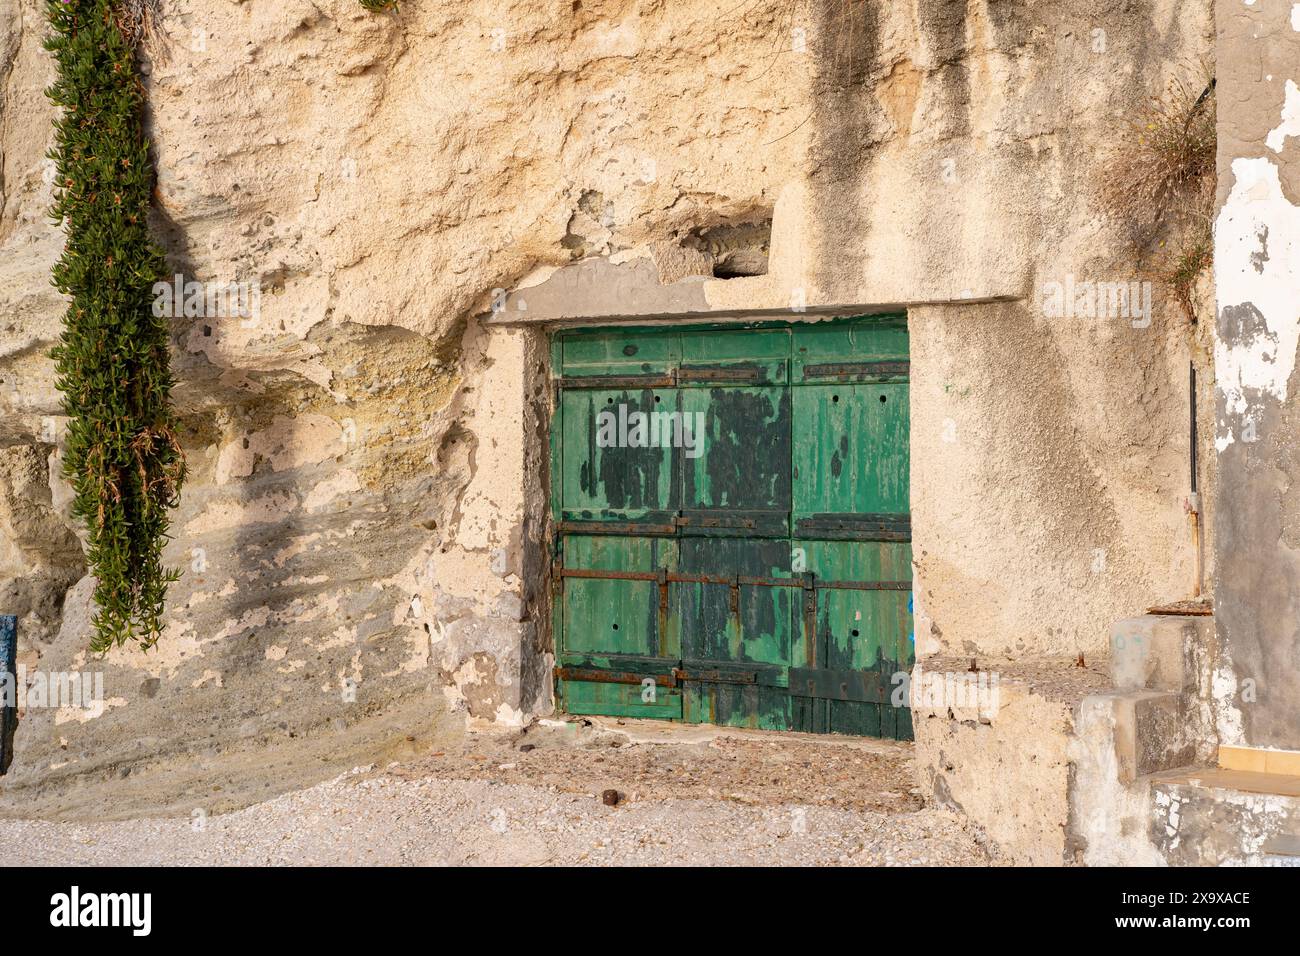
left=805, top=0, right=979, bottom=303
left=806, top=0, right=889, bottom=305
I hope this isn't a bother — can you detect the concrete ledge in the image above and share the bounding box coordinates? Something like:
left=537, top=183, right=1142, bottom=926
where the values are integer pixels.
left=913, top=655, right=1212, bottom=865
left=912, top=656, right=1112, bottom=865
left=914, top=615, right=1264, bottom=864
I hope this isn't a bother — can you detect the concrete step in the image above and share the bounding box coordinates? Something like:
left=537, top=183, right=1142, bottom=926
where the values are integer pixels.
left=1096, top=690, right=1196, bottom=783
left=1109, top=614, right=1211, bottom=693
left=1145, top=766, right=1300, bottom=865
left=1106, top=614, right=1219, bottom=771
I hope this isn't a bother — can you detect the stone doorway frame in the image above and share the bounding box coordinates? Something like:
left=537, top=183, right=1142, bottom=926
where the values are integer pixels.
left=458, top=281, right=1010, bottom=730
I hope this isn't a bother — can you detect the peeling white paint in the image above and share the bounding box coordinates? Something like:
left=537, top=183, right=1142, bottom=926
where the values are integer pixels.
left=311, top=625, right=356, bottom=652
left=280, top=574, right=329, bottom=587
left=1214, top=157, right=1300, bottom=440
left=1265, top=79, right=1300, bottom=153
left=1212, top=661, right=1247, bottom=747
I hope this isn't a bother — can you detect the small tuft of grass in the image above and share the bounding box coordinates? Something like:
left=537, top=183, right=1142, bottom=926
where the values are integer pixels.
left=359, top=0, right=399, bottom=12
left=1161, top=224, right=1213, bottom=324
left=1100, top=70, right=1216, bottom=322
left=1102, top=73, right=1216, bottom=241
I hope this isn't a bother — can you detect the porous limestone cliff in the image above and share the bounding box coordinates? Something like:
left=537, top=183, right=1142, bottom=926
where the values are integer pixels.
left=0, top=0, right=1214, bottom=808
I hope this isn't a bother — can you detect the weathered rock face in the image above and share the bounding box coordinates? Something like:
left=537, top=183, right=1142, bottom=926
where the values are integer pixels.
left=0, top=0, right=1215, bottom=802
left=0, top=442, right=83, bottom=651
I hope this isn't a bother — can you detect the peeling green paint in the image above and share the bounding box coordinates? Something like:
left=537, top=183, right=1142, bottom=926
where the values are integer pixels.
left=552, top=316, right=913, bottom=739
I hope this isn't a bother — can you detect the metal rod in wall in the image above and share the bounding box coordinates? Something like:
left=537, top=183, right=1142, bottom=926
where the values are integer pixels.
left=1188, top=362, right=1202, bottom=599
left=1190, top=362, right=1198, bottom=495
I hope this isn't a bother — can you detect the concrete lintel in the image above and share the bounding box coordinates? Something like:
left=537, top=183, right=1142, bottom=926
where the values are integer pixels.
left=483, top=295, right=1022, bottom=329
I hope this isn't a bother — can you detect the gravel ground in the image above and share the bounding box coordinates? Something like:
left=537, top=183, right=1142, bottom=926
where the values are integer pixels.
left=387, top=717, right=927, bottom=813
left=0, top=719, right=999, bottom=866
left=1, top=768, right=995, bottom=866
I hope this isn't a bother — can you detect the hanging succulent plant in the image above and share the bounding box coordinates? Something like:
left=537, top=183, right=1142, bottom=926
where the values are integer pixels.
left=44, top=0, right=185, bottom=652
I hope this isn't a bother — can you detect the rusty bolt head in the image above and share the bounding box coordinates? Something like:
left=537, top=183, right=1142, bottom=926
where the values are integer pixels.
left=601, top=789, right=620, bottom=806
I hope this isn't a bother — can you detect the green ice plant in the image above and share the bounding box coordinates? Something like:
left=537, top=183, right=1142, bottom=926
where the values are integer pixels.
left=45, top=0, right=185, bottom=652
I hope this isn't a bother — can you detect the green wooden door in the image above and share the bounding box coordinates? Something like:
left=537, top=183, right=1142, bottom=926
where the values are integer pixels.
left=551, top=316, right=913, bottom=739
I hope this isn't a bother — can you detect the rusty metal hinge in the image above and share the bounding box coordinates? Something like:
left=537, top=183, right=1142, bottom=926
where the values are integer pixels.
left=802, top=572, right=817, bottom=667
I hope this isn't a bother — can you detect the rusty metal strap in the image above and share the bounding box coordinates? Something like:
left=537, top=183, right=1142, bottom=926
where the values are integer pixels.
left=557, top=520, right=677, bottom=536
left=794, top=514, right=912, bottom=543
left=675, top=365, right=763, bottom=384
left=816, top=579, right=912, bottom=591
left=557, top=374, right=676, bottom=390
left=673, top=667, right=757, bottom=685
left=675, top=514, right=756, bottom=529
left=559, top=517, right=781, bottom=536
left=557, top=664, right=780, bottom=687
left=558, top=363, right=906, bottom=389
left=555, top=666, right=678, bottom=687
left=556, top=366, right=766, bottom=389
left=800, top=360, right=910, bottom=380
left=557, top=567, right=909, bottom=591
